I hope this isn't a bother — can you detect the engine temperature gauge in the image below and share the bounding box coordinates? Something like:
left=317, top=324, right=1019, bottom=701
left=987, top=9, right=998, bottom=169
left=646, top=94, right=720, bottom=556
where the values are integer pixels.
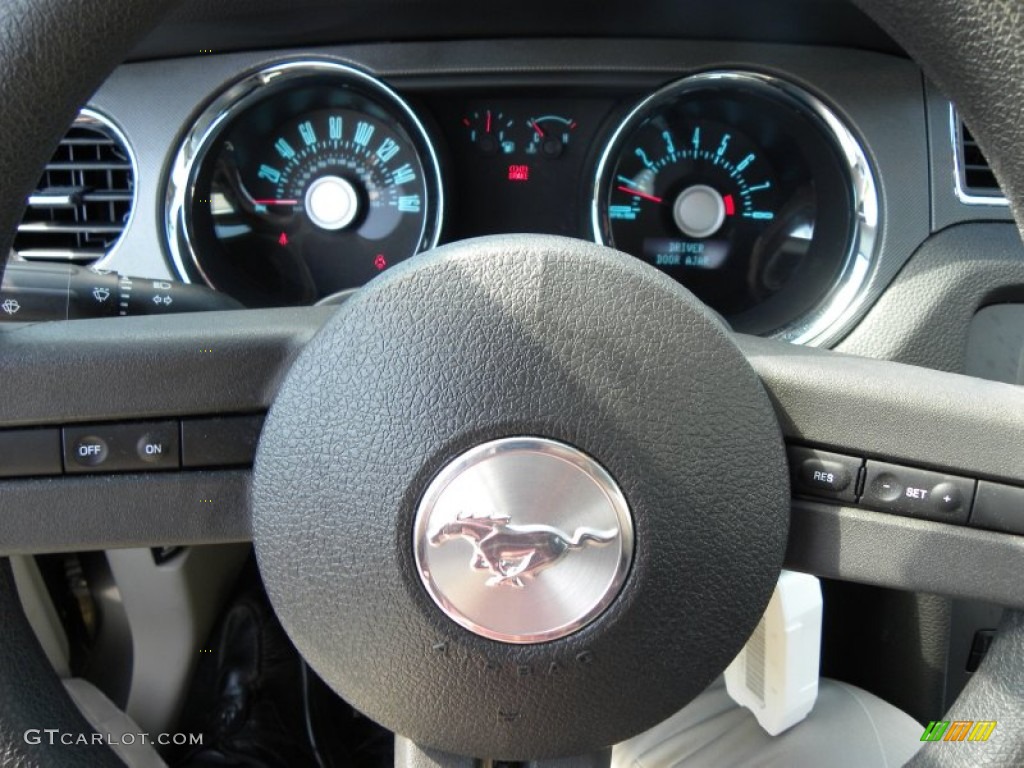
left=463, top=109, right=516, bottom=155
left=526, top=115, right=577, bottom=157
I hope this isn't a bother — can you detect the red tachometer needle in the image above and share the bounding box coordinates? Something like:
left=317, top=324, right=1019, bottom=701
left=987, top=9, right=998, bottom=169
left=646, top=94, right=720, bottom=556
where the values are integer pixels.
left=616, top=185, right=663, bottom=204
left=253, top=199, right=299, bottom=205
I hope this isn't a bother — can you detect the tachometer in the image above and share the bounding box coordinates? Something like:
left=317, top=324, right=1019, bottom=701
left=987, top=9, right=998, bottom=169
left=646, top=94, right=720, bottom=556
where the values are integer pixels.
left=166, top=61, right=443, bottom=307
left=593, top=71, right=877, bottom=344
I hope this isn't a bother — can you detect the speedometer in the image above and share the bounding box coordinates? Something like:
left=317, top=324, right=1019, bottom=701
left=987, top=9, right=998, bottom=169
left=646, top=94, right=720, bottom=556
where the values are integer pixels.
left=166, top=61, right=443, bottom=307
left=593, top=71, right=878, bottom=344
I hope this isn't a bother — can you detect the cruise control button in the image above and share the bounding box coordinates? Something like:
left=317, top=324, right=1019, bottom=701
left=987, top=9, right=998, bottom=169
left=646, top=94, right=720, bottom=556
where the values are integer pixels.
left=64, top=421, right=179, bottom=473
left=71, top=435, right=109, bottom=467
left=970, top=482, right=1024, bottom=536
left=869, top=472, right=902, bottom=503
left=181, top=414, right=264, bottom=468
left=136, top=429, right=176, bottom=465
left=931, top=482, right=964, bottom=515
left=862, top=460, right=974, bottom=524
left=0, top=428, right=63, bottom=478
left=788, top=446, right=862, bottom=503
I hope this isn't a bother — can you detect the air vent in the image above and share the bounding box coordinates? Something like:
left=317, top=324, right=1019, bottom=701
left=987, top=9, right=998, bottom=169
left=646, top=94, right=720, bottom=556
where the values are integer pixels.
left=13, top=110, right=136, bottom=264
left=952, top=106, right=1008, bottom=205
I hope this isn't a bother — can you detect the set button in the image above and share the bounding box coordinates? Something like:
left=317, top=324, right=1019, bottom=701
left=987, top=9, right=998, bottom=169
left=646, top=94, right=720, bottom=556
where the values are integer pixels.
left=860, top=460, right=974, bottom=524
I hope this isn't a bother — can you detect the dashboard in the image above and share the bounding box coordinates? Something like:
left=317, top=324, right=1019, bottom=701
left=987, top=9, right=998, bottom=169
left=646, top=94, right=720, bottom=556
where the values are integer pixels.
left=41, top=36, right=1015, bottom=349
left=5, top=1, right=1024, bottom=744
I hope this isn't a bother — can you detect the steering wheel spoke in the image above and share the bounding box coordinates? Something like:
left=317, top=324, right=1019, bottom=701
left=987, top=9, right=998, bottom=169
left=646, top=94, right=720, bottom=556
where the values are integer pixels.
left=0, top=307, right=327, bottom=555
left=739, top=334, right=1024, bottom=607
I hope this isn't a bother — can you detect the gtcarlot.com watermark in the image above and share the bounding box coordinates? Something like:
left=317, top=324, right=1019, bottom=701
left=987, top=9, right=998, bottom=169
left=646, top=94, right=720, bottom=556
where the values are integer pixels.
left=24, top=729, right=203, bottom=747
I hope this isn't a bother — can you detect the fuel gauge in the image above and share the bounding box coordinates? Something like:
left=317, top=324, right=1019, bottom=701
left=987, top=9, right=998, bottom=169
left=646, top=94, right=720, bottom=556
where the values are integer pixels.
left=526, top=115, right=577, bottom=158
left=463, top=109, right=516, bottom=155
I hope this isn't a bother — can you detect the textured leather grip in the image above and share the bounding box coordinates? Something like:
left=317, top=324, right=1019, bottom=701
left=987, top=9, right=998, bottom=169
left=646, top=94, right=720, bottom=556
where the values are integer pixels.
left=852, top=0, right=1024, bottom=238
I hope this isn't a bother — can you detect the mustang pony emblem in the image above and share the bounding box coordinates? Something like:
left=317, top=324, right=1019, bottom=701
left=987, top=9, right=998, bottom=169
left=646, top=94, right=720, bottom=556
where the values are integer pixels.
left=429, top=511, right=618, bottom=588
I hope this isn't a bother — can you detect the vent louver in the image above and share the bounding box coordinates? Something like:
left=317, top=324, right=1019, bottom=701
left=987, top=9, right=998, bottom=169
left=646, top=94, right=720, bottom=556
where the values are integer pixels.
left=953, top=108, right=1007, bottom=204
left=13, top=110, right=135, bottom=264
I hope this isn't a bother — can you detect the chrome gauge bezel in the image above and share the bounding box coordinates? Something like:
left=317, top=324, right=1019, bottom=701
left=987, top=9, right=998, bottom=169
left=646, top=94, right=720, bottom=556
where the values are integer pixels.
left=591, top=70, right=880, bottom=347
left=164, top=59, right=445, bottom=292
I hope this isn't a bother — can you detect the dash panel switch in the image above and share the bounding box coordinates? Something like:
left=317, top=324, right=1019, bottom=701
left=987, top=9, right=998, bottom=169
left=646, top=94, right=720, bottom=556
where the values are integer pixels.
left=862, top=460, right=975, bottom=525
left=788, top=446, right=862, bottom=503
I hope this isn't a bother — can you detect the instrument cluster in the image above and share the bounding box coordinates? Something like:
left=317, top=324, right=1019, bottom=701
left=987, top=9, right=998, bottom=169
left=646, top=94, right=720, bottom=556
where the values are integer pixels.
left=165, top=60, right=877, bottom=344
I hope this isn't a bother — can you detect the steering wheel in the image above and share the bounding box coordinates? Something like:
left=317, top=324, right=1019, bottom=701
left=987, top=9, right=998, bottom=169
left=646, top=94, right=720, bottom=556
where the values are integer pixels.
left=1, top=1, right=1023, bottom=766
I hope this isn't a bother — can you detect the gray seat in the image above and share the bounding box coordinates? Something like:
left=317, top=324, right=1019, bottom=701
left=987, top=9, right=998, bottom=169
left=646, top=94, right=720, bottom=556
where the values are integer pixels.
left=613, top=677, right=923, bottom=768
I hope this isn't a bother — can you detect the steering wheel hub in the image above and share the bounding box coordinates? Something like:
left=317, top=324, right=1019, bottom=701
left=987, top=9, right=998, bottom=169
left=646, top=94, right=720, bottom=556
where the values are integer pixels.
left=414, top=436, right=634, bottom=644
left=252, top=234, right=788, bottom=759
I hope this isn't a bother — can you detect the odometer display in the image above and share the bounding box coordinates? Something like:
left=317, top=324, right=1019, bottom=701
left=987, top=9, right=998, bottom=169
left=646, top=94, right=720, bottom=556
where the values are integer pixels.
left=594, top=72, right=872, bottom=341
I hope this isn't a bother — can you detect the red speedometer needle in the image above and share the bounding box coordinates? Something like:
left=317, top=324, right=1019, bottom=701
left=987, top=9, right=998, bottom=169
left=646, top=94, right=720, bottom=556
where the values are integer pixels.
left=253, top=199, right=299, bottom=205
left=616, top=185, right=663, bottom=204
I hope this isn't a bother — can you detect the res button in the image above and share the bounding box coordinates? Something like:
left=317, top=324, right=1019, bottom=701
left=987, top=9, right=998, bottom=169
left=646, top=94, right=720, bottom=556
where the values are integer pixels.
left=788, top=446, right=863, bottom=503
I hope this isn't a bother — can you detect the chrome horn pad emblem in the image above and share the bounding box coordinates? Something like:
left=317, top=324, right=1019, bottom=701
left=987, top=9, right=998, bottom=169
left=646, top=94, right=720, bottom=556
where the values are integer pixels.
left=414, top=437, right=634, bottom=644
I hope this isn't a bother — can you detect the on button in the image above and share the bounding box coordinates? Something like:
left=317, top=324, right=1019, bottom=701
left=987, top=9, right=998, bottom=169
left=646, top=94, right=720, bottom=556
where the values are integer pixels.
left=137, top=433, right=172, bottom=464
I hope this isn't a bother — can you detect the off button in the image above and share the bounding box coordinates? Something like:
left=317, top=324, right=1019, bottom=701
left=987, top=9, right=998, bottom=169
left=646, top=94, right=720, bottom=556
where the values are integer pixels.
left=72, top=435, right=109, bottom=467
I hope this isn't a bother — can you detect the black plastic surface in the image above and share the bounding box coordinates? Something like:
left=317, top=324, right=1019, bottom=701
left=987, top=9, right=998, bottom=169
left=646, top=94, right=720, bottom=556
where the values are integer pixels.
left=253, top=235, right=789, bottom=759
left=133, top=0, right=900, bottom=61
left=0, top=471, right=251, bottom=556
left=0, top=307, right=330, bottom=428
left=0, top=429, right=62, bottom=478
left=862, top=460, right=974, bottom=525
left=182, top=414, right=265, bottom=468
left=786, top=501, right=1024, bottom=610
left=63, top=420, right=179, bottom=474
left=0, top=263, right=241, bottom=322
left=970, top=481, right=1024, bottom=536
left=788, top=445, right=862, bottom=503
left=738, top=334, right=1024, bottom=486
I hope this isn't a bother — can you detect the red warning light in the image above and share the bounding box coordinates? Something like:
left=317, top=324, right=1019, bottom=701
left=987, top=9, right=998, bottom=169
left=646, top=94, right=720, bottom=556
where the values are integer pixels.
left=507, top=164, right=530, bottom=182
left=374, top=254, right=388, bottom=271
left=278, top=232, right=289, bottom=247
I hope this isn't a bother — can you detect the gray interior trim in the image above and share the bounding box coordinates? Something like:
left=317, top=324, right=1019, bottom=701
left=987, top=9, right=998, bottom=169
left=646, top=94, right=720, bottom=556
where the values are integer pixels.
left=965, top=304, right=1024, bottom=384
left=108, top=545, right=249, bottom=734
left=10, top=555, right=71, bottom=678
left=786, top=501, right=1024, bottom=610
left=0, top=471, right=251, bottom=555
left=836, top=223, right=1024, bottom=372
